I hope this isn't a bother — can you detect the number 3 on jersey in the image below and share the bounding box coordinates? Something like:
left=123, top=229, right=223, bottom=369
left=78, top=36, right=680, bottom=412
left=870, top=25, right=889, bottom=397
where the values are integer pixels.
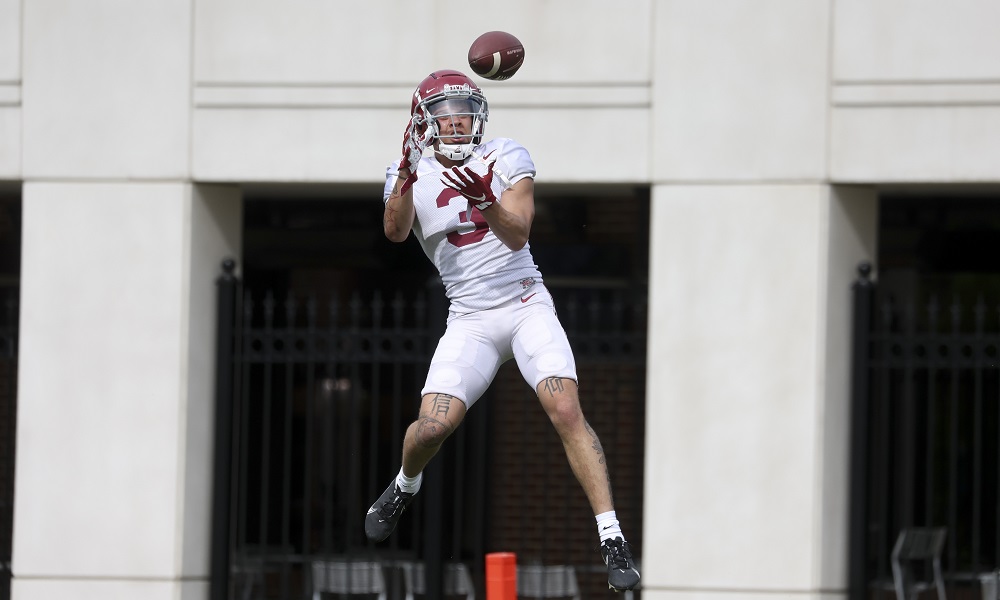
left=437, top=188, right=489, bottom=247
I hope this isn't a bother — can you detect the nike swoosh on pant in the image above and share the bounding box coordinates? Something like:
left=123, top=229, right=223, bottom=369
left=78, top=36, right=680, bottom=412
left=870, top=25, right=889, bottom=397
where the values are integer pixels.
left=521, top=293, right=536, bottom=303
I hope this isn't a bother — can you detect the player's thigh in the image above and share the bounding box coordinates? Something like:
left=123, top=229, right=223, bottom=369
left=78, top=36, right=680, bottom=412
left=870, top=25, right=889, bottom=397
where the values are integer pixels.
left=421, top=316, right=503, bottom=409
left=511, top=303, right=578, bottom=392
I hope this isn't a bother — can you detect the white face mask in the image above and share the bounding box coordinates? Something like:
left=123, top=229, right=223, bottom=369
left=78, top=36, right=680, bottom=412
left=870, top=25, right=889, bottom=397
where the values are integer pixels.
left=425, top=97, right=487, bottom=161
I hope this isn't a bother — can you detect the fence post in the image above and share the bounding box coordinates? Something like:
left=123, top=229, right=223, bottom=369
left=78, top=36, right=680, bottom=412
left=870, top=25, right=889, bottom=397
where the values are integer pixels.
left=211, top=259, right=239, bottom=600
left=421, top=283, right=448, bottom=600
left=848, top=261, right=874, bottom=600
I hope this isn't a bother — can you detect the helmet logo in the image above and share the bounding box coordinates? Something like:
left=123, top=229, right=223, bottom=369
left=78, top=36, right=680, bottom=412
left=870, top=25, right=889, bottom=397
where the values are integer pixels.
left=442, top=83, right=472, bottom=96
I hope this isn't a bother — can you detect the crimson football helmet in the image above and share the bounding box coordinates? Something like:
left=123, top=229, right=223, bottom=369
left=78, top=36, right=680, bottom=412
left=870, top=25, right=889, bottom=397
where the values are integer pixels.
left=411, top=70, right=489, bottom=161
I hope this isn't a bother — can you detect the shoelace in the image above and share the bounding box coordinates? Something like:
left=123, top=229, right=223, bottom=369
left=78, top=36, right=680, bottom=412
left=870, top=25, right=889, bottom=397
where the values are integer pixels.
left=602, top=540, right=634, bottom=570
left=376, top=491, right=410, bottom=519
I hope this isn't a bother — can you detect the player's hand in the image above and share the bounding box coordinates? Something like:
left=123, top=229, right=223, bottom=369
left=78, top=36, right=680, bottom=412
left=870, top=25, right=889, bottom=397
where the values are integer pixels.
left=399, top=118, right=424, bottom=173
left=398, top=114, right=431, bottom=195
left=441, top=153, right=497, bottom=211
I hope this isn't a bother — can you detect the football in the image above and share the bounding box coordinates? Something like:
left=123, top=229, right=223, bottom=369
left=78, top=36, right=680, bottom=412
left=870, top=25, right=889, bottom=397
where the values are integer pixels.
left=468, top=31, right=525, bottom=80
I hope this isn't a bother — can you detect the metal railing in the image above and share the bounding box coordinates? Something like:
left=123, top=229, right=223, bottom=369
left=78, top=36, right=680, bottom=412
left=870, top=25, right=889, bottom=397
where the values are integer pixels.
left=213, top=261, right=647, bottom=600
left=0, top=289, right=18, bottom=600
left=850, top=263, right=1000, bottom=600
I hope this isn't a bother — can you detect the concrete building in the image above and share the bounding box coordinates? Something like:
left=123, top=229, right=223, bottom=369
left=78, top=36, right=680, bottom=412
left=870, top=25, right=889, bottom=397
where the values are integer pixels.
left=2, top=1, right=998, bottom=599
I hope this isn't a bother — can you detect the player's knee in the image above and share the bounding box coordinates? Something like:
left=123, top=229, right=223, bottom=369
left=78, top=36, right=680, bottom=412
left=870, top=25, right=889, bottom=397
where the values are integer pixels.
left=546, top=397, right=584, bottom=432
left=413, top=416, right=453, bottom=449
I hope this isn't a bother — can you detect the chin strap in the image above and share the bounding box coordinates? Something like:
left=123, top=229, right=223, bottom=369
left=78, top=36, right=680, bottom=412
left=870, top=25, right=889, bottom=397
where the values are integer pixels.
left=435, top=143, right=475, bottom=161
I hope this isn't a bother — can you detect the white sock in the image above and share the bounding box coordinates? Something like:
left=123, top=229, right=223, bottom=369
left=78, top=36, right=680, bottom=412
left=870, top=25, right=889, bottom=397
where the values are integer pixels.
left=395, top=469, right=422, bottom=494
left=596, top=510, right=624, bottom=543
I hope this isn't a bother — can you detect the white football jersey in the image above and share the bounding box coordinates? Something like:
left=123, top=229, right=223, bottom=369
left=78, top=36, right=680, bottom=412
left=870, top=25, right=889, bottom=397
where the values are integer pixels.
left=383, top=138, right=543, bottom=314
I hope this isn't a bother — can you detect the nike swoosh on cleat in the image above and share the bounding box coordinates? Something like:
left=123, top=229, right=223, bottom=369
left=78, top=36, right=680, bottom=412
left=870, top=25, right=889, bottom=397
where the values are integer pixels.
left=521, top=293, right=536, bottom=303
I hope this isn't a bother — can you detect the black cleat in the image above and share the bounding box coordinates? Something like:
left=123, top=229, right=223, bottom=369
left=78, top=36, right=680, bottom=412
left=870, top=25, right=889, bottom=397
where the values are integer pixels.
left=600, top=537, right=641, bottom=592
left=365, top=482, right=415, bottom=542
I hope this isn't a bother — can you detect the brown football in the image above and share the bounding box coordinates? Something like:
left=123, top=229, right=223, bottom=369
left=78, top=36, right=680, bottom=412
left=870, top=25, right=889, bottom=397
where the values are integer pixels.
left=468, top=31, right=525, bottom=81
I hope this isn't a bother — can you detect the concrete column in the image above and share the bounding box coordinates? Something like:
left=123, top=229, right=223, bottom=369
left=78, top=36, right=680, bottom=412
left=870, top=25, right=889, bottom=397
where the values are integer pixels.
left=14, top=1, right=242, bottom=599
left=13, top=183, right=240, bottom=600
left=642, top=184, right=876, bottom=600
left=642, top=2, right=879, bottom=595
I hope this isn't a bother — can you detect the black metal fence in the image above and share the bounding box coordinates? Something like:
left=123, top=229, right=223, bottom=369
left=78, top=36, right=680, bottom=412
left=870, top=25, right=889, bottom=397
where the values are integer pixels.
left=850, top=263, right=1000, bottom=600
left=213, top=261, right=647, bottom=600
left=0, top=289, right=17, bottom=600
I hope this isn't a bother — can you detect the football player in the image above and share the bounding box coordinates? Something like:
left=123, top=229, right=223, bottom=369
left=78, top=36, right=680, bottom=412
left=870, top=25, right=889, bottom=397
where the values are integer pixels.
left=368, top=69, right=640, bottom=593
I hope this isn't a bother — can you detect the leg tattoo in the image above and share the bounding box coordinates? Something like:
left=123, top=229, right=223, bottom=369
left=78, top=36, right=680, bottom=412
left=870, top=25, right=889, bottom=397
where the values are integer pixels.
left=585, top=421, right=607, bottom=466
left=541, top=376, right=567, bottom=397
left=414, top=393, right=457, bottom=449
left=430, top=393, right=454, bottom=418
left=586, top=420, right=614, bottom=504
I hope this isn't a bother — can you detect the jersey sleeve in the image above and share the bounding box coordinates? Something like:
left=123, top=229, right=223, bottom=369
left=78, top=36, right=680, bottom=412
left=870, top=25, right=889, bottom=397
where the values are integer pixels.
left=383, top=160, right=401, bottom=203
left=488, top=139, right=535, bottom=190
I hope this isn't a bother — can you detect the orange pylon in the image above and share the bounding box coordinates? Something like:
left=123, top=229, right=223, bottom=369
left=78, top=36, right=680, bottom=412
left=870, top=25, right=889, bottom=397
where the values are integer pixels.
left=486, top=552, right=517, bottom=600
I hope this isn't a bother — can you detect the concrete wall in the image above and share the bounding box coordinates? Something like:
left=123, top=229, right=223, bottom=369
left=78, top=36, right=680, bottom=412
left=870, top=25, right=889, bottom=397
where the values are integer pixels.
left=652, top=1, right=830, bottom=182
left=0, top=0, right=20, bottom=178
left=20, top=0, right=191, bottom=179
left=831, top=0, right=1000, bottom=181
left=5, top=0, right=998, bottom=599
left=191, top=0, right=654, bottom=183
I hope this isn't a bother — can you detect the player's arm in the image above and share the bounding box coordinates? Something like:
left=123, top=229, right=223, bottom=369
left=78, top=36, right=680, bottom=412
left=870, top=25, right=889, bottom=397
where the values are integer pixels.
left=383, top=116, right=428, bottom=242
left=384, top=169, right=416, bottom=242
left=477, top=176, right=534, bottom=251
